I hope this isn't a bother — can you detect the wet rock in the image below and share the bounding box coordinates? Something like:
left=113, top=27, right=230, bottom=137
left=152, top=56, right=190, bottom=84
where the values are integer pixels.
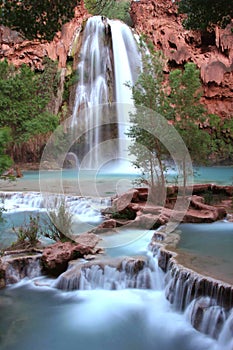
left=41, top=233, right=101, bottom=276
left=0, top=251, right=42, bottom=287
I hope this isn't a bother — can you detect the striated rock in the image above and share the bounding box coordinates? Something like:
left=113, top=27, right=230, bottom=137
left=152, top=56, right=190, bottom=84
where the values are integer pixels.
left=130, top=0, right=233, bottom=119
left=41, top=232, right=101, bottom=276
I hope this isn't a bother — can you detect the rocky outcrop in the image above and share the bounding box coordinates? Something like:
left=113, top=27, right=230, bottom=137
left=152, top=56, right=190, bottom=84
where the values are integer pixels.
left=99, top=185, right=229, bottom=232
left=130, top=0, right=233, bottom=118
left=41, top=232, right=102, bottom=276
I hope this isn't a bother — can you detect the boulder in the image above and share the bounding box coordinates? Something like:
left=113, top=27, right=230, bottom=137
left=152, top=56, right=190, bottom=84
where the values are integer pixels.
left=112, top=189, right=140, bottom=211
left=41, top=232, right=101, bottom=276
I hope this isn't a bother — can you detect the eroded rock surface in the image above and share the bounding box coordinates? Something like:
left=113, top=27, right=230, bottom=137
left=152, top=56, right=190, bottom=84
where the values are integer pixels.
left=130, top=0, right=233, bottom=118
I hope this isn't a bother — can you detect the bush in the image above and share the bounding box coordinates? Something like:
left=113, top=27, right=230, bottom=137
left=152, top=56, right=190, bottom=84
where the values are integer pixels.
left=42, top=196, right=74, bottom=242
left=12, top=214, right=40, bottom=248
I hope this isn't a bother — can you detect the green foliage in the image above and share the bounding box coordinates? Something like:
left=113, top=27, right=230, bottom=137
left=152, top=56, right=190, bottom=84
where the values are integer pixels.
left=0, top=59, right=59, bottom=157
left=12, top=215, right=40, bottom=247
left=126, top=45, right=169, bottom=201
left=84, top=0, right=131, bottom=24
left=43, top=196, right=74, bottom=242
left=208, top=115, right=233, bottom=163
left=0, top=0, right=79, bottom=41
left=168, top=62, right=211, bottom=165
left=127, top=46, right=215, bottom=195
left=0, top=127, right=13, bottom=176
left=178, top=0, right=233, bottom=31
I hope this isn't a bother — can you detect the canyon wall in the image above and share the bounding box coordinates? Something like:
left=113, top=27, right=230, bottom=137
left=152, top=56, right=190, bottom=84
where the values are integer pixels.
left=0, top=4, right=88, bottom=70
left=130, top=0, right=233, bottom=118
left=0, top=1, right=232, bottom=119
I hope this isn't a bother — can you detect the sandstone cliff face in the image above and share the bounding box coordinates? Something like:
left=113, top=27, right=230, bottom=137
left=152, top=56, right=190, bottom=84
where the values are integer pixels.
left=130, top=0, right=233, bottom=118
left=0, top=1, right=232, bottom=119
left=0, top=3, right=88, bottom=70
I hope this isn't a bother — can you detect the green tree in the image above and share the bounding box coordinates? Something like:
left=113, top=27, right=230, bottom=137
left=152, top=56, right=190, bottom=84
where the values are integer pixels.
left=0, top=127, right=13, bottom=222
left=0, top=127, right=13, bottom=176
left=126, top=44, right=168, bottom=203
left=0, top=59, right=59, bottom=161
left=0, top=0, right=80, bottom=41
left=208, top=115, right=233, bottom=163
left=84, top=0, right=131, bottom=24
left=127, top=45, right=213, bottom=196
left=178, top=0, right=233, bottom=31
left=168, top=62, right=211, bottom=163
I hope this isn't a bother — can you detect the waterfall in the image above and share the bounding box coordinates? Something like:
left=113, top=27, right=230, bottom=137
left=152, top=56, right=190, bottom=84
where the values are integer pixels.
left=71, top=16, right=141, bottom=169
left=54, top=254, right=162, bottom=291
left=185, top=297, right=227, bottom=339
left=2, top=253, right=42, bottom=285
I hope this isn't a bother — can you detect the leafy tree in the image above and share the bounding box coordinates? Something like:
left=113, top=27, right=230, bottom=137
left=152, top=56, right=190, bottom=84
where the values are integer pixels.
left=208, top=115, right=233, bottom=163
left=168, top=62, right=211, bottom=164
left=0, top=127, right=13, bottom=176
left=0, top=0, right=80, bottom=41
left=177, top=0, right=233, bottom=31
left=126, top=44, right=168, bottom=203
left=0, top=59, right=59, bottom=161
left=127, top=43, right=213, bottom=196
left=84, top=0, right=131, bottom=24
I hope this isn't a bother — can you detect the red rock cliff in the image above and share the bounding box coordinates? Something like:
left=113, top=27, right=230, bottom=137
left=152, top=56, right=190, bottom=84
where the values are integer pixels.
left=0, top=3, right=89, bottom=70
left=130, top=0, right=233, bottom=118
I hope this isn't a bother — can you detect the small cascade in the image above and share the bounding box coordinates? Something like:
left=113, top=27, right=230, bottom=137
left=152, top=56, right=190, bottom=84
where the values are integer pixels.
left=185, top=297, right=227, bottom=339
left=164, top=261, right=233, bottom=312
left=1, top=253, right=42, bottom=286
left=0, top=191, right=110, bottom=223
left=0, top=192, right=44, bottom=212
left=157, top=247, right=233, bottom=343
left=218, top=310, right=233, bottom=349
left=54, top=255, right=160, bottom=291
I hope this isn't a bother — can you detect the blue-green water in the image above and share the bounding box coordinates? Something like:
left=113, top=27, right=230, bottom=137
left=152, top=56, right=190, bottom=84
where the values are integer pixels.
left=177, top=221, right=233, bottom=283
left=24, top=165, right=233, bottom=185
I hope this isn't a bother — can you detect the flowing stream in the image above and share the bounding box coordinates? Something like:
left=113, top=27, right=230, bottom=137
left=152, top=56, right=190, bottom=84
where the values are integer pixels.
left=0, top=228, right=233, bottom=350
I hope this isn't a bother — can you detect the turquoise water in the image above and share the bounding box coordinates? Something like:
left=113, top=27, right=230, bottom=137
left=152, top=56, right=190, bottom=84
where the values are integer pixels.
left=26, top=165, right=233, bottom=185
left=177, top=221, right=233, bottom=283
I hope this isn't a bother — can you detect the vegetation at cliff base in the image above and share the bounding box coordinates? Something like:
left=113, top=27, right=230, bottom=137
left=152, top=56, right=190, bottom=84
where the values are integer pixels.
left=0, top=59, right=59, bottom=162
left=127, top=41, right=231, bottom=195
left=0, top=0, right=80, bottom=41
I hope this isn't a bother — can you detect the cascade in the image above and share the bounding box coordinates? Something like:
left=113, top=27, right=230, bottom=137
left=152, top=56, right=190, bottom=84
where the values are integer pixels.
left=71, top=16, right=140, bottom=169
left=0, top=191, right=109, bottom=220
left=54, top=254, right=162, bottom=291
left=164, top=261, right=233, bottom=311
left=185, top=297, right=227, bottom=339
left=2, top=253, right=42, bottom=285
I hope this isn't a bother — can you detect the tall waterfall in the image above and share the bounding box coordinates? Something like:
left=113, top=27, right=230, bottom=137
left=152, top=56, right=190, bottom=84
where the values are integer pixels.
left=71, top=16, right=141, bottom=169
